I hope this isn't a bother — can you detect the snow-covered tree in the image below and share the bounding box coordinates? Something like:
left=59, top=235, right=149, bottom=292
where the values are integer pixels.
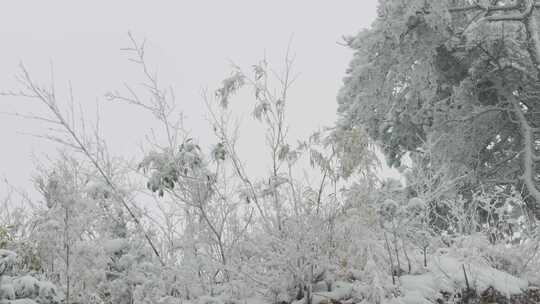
left=339, top=0, right=540, bottom=218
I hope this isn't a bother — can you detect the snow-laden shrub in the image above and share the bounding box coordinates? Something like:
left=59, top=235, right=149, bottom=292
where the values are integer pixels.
left=12, top=276, right=39, bottom=299
left=0, top=250, right=62, bottom=304
left=0, top=280, right=15, bottom=301
left=0, top=250, right=17, bottom=275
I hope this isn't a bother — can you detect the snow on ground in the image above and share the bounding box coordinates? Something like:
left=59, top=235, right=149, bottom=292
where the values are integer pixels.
left=285, top=254, right=528, bottom=304
left=5, top=299, right=38, bottom=304
left=396, top=254, right=528, bottom=303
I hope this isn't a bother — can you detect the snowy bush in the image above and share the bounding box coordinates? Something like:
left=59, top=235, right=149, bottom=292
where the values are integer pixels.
left=0, top=250, right=62, bottom=304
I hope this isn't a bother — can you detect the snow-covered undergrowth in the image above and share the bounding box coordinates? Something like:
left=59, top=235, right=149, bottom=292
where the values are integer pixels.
left=0, top=250, right=62, bottom=304
left=174, top=251, right=536, bottom=304
left=397, top=255, right=527, bottom=303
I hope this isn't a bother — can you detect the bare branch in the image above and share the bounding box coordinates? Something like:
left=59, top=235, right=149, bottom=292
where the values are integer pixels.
left=504, top=91, right=540, bottom=214
left=6, top=63, right=166, bottom=266
left=486, top=0, right=534, bottom=21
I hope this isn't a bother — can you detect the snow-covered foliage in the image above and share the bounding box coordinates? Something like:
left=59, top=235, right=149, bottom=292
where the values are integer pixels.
left=338, top=0, right=540, bottom=218
left=0, top=250, right=62, bottom=304
left=1, top=2, right=540, bottom=303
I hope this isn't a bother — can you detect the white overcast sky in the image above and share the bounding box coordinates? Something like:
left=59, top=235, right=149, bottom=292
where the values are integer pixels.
left=0, top=1, right=397, bottom=195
